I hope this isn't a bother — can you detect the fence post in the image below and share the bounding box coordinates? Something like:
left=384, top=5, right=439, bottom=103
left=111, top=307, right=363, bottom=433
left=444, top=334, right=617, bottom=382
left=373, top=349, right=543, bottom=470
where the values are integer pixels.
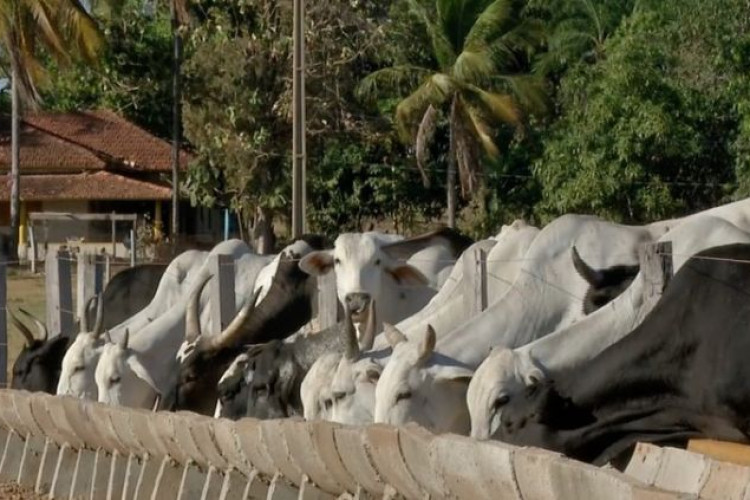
left=209, top=254, right=236, bottom=333
left=130, top=229, right=136, bottom=268
left=46, top=249, right=74, bottom=337
left=317, top=271, right=338, bottom=330
left=29, top=226, right=37, bottom=274
left=0, top=254, right=6, bottom=387
left=77, top=253, right=105, bottom=326
left=637, top=241, right=673, bottom=322
left=103, top=252, right=112, bottom=286
left=463, top=242, right=493, bottom=316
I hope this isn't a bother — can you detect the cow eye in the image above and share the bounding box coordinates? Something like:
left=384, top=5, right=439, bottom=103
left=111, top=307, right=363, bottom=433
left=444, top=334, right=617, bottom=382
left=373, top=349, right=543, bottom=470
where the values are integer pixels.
left=110, top=376, right=121, bottom=385
left=73, top=366, right=85, bottom=373
left=493, top=394, right=510, bottom=411
left=332, top=391, right=345, bottom=401
left=324, top=399, right=333, bottom=410
left=252, top=385, right=268, bottom=396
left=334, top=258, right=341, bottom=265
left=374, top=258, right=381, bottom=266
left=395, top=390, right=412, bottom=403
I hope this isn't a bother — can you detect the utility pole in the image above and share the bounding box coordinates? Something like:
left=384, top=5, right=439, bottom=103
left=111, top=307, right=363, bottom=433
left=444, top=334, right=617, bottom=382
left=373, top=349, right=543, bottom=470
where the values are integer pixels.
left=170, top=0, right=183, bottom=243
left=291, top=0, right=306, bottom=238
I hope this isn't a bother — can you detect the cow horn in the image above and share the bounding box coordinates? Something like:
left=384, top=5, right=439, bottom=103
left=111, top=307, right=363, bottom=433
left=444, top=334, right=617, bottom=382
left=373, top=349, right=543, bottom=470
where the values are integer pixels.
left=93, top=293, right=105, bottom=337
left=185, top=274, right=213, bottom=344
left=206, top=287, right=261, bottom=350
left=343, top=307, right=359, bottom=360
left=571, top=246, right=603, bottom=287
left=81, top=295, right=97, bottom=332
left=9, top=309, right=35, bottom=347
left=120, top=329, right=129, bottom=349
left=359, top=299, right=376, bottom=351
left=18, top=308, right=48, bottom=343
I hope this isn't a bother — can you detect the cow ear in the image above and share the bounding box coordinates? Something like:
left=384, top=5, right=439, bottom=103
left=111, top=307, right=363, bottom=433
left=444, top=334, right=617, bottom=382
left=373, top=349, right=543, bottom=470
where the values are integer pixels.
left=126, top=356, right=161, bottom=395
left=387, top=264, right=429, bottom=286
left=299, top=251, right=334, bottom=276
left=433, top=364, right=474, bottom=385
left=416, top=325, right=436, bottom=365
left=384, top=323, right=407, bottom=347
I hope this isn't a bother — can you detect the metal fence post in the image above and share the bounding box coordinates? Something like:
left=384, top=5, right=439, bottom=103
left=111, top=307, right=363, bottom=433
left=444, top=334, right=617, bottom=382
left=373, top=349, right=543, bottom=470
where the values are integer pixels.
left=317, top=271, right=338, bottom=330
left=209, top=254, right=236, bottom=333
left=46, top=249, right=74, bottom=337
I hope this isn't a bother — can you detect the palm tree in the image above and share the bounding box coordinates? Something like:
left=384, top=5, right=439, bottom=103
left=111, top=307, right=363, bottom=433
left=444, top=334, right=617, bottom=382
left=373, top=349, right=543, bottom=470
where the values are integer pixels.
left=0, top=0, right=104, bottom=259
left=358, top=0, right=547, bottom=226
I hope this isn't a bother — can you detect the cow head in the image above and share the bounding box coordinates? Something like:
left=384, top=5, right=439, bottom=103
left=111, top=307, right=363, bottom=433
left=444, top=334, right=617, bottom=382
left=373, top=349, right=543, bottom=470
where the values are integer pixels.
left=9, top=308, right=68, bottom=393
left=299, top=232, right=430, bottom=329
left=300, top=352, right=341, bottom=420
left=374, top=323, right=473, bottom=433
left=95, top=329, right=161, bottom=408
left=57, top=295, right=106, bottom=399
left=170, top=272, right=259, bottom=415
left=466, top=347, right=544, bottom=440
left=571, top=246, right=640, bottom=315
left=215, top=352, right=252, bottom=418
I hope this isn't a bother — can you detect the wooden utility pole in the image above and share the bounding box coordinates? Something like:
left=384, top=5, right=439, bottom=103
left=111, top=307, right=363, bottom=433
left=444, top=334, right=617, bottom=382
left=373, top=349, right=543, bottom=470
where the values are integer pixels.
left=170, top=0, right=183, bottom=243
left=291, top=0, right=306, bottom=238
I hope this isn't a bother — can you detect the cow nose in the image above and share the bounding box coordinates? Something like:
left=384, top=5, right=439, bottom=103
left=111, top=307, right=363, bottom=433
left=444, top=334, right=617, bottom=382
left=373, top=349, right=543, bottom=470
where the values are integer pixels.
left=345, top=293, right=371, bottom=314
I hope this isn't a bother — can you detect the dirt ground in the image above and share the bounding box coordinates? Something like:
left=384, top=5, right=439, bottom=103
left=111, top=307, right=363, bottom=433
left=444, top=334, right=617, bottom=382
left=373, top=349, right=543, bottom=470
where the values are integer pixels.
left=0, top=482, right=46, bottom=499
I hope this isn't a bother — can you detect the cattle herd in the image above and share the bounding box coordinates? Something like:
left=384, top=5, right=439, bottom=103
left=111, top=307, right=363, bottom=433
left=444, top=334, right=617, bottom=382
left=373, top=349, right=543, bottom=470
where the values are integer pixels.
left=11, top=198, right=750, bottom=468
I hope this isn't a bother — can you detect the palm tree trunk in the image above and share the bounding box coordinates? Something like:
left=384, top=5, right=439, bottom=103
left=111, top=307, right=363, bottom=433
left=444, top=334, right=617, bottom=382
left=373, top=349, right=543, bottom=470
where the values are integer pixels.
left=10, top=55, right=21, bottom=261
left=446, top=96, right=458, bottom=228
left=170, top=2, right=183, bottom=244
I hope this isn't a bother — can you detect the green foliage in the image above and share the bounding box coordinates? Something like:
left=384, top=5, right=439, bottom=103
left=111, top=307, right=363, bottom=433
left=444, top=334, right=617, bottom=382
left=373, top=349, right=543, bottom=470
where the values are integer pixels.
left=41, top=0, right=173, bottom=137
left=533, top=0, right=748, bottom=223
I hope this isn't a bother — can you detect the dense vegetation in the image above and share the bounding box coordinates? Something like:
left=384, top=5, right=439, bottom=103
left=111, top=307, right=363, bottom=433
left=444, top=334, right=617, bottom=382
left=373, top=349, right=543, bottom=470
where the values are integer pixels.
left=11, top=0, right=750, bottom=238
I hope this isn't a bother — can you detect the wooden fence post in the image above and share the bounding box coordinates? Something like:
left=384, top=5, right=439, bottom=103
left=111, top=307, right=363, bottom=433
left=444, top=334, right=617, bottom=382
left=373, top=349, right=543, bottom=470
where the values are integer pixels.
left=0, top=254, right=7, bottom=387
left=103, top=252, right=112, bottom=285
left=637, top=240, right=673, bottom=322
left=77, top=253, right=105, bottom=326
left=209, top=254, right=236, bottom=333
left=46, top=249, right=74, bottom=337
left=317, top=271, right=338, bottom=330
left=463, top=241, right=494, bottom=316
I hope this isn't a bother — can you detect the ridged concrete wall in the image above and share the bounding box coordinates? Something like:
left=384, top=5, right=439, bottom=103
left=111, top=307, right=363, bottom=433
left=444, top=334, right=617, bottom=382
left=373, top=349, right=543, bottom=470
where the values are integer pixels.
left=0, top=389, right=723, bottom=499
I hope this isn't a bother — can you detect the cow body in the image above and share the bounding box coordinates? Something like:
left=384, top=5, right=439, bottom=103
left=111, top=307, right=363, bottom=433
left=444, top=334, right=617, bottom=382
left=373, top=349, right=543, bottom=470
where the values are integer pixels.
left=495, top=243, right=750, bottom=465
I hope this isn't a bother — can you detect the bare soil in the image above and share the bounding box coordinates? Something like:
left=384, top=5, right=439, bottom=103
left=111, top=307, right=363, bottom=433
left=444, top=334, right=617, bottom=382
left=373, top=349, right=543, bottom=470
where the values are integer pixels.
left=0, top=482, right=46, bottom=499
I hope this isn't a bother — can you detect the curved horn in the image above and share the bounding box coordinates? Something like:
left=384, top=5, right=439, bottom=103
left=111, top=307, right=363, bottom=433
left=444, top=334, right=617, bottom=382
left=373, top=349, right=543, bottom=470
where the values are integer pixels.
left=18, top=308, right=48, bottom=343
left=571, top=246, right=603, bottom=287
left=119, top=329, right=129, bottom=349
left=9, top=309, right=35, bottom=347
left=359, top=299, right=376, bottom=351
left=204, top=287, right=260, bottom=350
left=343, top=307, right=359, bottom=360
left=185, top=273, right=213, bottom=344
left=81, top=295, right=97, bottom=332
left=93, top=293, right=105, bottom=337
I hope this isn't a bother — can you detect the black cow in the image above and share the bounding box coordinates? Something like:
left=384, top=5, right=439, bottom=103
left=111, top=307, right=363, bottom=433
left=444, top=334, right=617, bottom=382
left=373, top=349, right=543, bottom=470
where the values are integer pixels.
left=217, top=303, right=374, bottom=419
left=495, top=243, right=750, bottom=466
left=11, top=263, right=165, bottom=393
left=170, top=235, right=328, bottom=415
left=572, top=246, right=640, bottom=314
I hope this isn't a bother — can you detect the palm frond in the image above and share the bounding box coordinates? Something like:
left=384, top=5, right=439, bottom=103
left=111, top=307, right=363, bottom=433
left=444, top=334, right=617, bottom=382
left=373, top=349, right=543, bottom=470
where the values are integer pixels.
left=407, top=0, right=456, bottom=69
left=415, top=104, right=438, bottom=187
left=21, top=0, right=67, bottom=61
left=356, top=65, right=434, bottom=104
left=463, top=83, right=521, bottom=127
left=495, top=74, right=549, bottom=117
left=452, top=48, right=495, bottom=86
left=58, top=0, right=104, bottom=62
left=395, top=73, right=455, bottom=142
left=463, top=0, right=515, bottom=51
left=463, top=101, right=499, bottom=157
left=450, top=96, right=481, bottom=196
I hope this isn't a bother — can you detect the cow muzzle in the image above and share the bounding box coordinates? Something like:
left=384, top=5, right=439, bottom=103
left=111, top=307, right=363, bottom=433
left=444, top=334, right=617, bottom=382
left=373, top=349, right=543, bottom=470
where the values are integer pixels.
left=344, top=293, right=371, bottom=318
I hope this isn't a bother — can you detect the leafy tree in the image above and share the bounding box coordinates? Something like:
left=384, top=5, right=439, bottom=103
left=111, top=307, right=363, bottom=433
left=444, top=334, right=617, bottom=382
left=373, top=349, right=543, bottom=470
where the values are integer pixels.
left=357, top=0, right=547, bottom=227
left=534, top=0, right=750, bottom=223
left=1, top=0, right=105, bottom=257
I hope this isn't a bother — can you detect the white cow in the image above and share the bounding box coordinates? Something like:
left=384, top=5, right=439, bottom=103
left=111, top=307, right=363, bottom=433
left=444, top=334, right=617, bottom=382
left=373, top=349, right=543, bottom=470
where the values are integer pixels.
left=467, top=213, right=750, bottom=439
left=94, top=240, right=317, bottom=408
left=300, top=352, right=345, bottom=421
left=299, top=229, right=470, bottom=334
left=371, top=214, right=674, bottom=430
left=319, top=221, right=540, bottom=424
left=58, top=239, right=258, bottom=400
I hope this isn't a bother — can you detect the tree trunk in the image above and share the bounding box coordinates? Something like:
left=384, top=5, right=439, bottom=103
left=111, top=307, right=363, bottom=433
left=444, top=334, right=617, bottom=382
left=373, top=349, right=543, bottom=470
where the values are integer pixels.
left=170, top=3, right=183, bottom=244
left=252, top=207, right=275, bottom=255
left=446, top=96, right=458, bottom=228
left=10, top=56, right=21, bottom=261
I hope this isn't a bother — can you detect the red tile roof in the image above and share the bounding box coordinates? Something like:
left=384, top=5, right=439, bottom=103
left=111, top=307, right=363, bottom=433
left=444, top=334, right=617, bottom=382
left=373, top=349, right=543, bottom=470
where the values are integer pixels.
left=0, top=171, right=172, bottom=201
left=0, top=110, right=191, bottom=173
